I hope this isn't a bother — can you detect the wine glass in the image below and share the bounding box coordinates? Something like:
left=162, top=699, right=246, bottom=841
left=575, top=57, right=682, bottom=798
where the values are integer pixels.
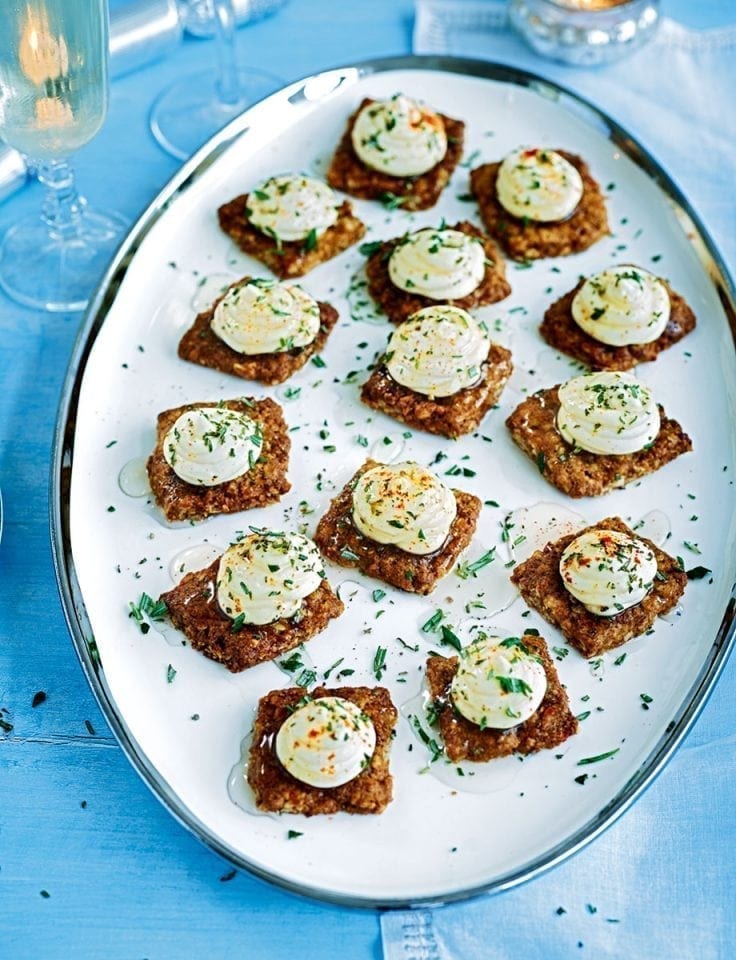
left=0, top=0, right=126, bottom=312
left=149, top=0, right=282, bottom=160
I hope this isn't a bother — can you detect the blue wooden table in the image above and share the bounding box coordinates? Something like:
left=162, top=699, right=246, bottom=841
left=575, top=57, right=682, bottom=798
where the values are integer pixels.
left=1, top=2, right=734, bottom=958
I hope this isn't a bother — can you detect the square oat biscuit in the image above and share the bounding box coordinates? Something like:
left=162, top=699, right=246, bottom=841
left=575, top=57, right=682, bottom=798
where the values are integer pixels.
left=247, top=685, right=397, bottom=815
left=361, top=341, right=513, bottom=439
left=313, top=460, right=481, bottom=595
left=159, top=562, right=344, bottom=673
left=177, top=286, right=339, bottom=386
left=425, top=634, right=578, bottom=763
left=147, top=398, right=291, bottom=522
left=217, top=194, right=365, bottom=279
left=365, top=221, right=510, bottom=324
left=326, top=97, right=464, bottom=211
left=506, top=386, right=692, bottom=498
left=539, top=279, right=697, bottom=370
left=510, top=517, right=688, bottom=658
left=469, top=151, right=609, bottom=260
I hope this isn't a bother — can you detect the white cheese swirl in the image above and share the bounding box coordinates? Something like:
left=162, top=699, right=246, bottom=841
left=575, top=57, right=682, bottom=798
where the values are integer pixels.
left=351, top=461, right=457, bottom=556
left=388, top=227, right=485, bottom=300
left=572, top=266, right=670, bottom=346
left=216, top=532, right=324, bottom=626
left=450, top=634, right=547, bottom=730
left=275, top=696, right=376, bottom=788
left=246, top=174, right=338, bottom=243
left=211, top=278, right=320, bottom=355
left=556, top=371, right=660, bottom=456
left=385, top=305, right=489, bottom=398
left=163, top=405, right=262, bottom=486
left=351, top=94, right=447, bottom=177
left=496, top=147, right=583, bottom=222
left=560, top=528, right=657, bottom=617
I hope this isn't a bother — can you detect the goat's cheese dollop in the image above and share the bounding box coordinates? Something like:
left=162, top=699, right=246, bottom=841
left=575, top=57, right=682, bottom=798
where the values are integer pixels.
left=385, top=305, right=489, bottom=398
left=388, top=227, right=485, bottom=300
left=351, top=94, right=447, bottom=177
left=275, top=696, right=376, bottom=788
left=352, top=461, right=456, bottom=556
left=496, top=147, right=583, bottom=222
left=557, top=371, right=660, bottom=455
left=560, top=528, right=657, bottom=616
left=246, top=174, right=338, bottom=243
left=216, top=532, right=324, bottom=625
left=163, top=405, right=262, bottom=486
left=450, top=634, right=547, bottom=730
left=211, top=278, right=320, bottom=355
left=571, top=266, right=670, bottom=346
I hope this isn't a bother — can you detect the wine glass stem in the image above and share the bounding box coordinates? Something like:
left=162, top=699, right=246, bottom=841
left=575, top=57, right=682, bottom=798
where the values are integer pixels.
left=212, top=0, right=241, bottom=106
left=36, top=159, right=86, bottom=242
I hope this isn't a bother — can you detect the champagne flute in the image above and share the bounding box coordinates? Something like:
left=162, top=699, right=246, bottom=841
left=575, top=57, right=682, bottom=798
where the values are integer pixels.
left=149, top=0, right=282, bottom=160
left=0, top=0, right=126, bottom=312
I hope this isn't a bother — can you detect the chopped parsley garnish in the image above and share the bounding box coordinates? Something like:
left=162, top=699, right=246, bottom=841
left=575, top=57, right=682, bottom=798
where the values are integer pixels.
left=500, top=636, right=530, bottom=652
left=322, top=657, right=344, bottom=680
left=373, top=646, right=388, bottom=680
left=379, top=191, right=407, bottom=210
left=410, top=714, right=443, bottom=762
left=577, top=748, right=620, bottom=765
left=497, top=675, right=532, bottom=695
left=422, top=609, right=444, bottom=633
left=296, top=668, right=316, bottom=688
left=456, top=547, right=496, bottom=580
left=439, top=625, right=462, bottom=652
left=128, top=593, right=167, bottom=634
left=279, top=652, right=303, bottom=672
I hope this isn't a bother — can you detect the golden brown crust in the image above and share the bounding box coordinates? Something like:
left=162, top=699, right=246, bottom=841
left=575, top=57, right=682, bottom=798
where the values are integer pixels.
left=177, top=292, right=339, bottom=386
left=505, top=386, right=692, bottom=498
left=160, top=565, right=344, bottom=673
left=361, top=342, right=513, bottom=439
left=313, top=459, right=481, bottom=595
left=365, top=221, right=510, bottom=324
left=425, top=635, right=578, bottom=762
left=326, top=98, right=465, bottom=211
left=510, top=517, right=687, bottom=658
left=247, top=685, right=397, bottom=815
left=217, top=196, right=365, bottom=278
left=146, top=398, right=291, bottom=522
left=539, top=280, right=697, bottom=370
left=469, top=152, right=609, bottom=260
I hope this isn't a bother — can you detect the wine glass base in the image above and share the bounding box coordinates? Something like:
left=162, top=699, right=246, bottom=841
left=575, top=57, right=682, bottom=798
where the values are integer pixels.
left=150, top=67, right=283, bottom=160
left=0, top=207, right=127, bottom=312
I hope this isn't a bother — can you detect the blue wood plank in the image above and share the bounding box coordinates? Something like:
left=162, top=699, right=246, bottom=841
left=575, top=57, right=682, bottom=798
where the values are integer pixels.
left=0, top=742, right=381, bottom=960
